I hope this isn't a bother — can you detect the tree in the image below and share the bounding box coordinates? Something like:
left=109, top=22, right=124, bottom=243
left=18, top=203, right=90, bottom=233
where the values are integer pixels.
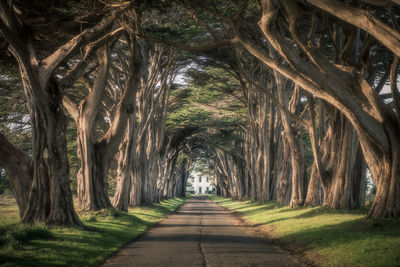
left=0, top=0, right=132, bottom=223
left=192, top=0, right=400, bottom=217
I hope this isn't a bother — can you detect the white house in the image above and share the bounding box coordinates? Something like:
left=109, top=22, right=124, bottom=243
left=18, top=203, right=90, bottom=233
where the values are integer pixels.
left=186, top=175, right=215, bottom=194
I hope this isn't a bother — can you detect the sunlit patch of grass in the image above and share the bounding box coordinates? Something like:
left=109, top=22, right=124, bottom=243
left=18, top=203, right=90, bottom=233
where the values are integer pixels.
left=210, top=195, right=400, bottom=267
left=0, top=192, right=188, bottom=266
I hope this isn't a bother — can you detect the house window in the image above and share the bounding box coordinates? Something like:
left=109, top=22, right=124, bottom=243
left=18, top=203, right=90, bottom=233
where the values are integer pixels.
left=199, top=187, right=202, bottom=193
left=206, top=187, right=209, bottom=192
left=206, top=177, right=209, bottom=182
left=192, top=178, right=194, bottom=183
left=199, top=177, right=202, bottom=183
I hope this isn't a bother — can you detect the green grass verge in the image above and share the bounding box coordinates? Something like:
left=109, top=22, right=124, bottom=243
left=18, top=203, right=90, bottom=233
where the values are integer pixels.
left=210, top=195, right=400, bottom=267
left=0, top=192, right=188, bottom=267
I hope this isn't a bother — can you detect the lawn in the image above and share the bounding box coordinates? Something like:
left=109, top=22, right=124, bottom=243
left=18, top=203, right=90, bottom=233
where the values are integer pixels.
left=0, top=191, right=188, bottom=267
left=210, top=195, right=400, bottom=267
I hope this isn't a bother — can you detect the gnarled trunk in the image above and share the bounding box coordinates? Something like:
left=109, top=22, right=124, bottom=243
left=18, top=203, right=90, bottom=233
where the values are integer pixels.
left=276, top=136, right=292, bottom=205
left=304, top=97, right=323, bottom=207
left=315, top=108, right=366, bottom=210
left=74, top=47, right=113, bottom=211
left=22, top=82, right=81, bottom=225
left=363, top=115, right=400, bottom=218
left=276, top=80, right=306, bottom=207
left=305, top=163, right=323, bottom=206
left=323, top=116, right=358, bottom=209
left=0, top=0, right=131, bottom=223
left=77, top=132, right=112, bottom=210
left=113, top=116, right=136, bottom=211
left=233, top=0, right=400, bottom=217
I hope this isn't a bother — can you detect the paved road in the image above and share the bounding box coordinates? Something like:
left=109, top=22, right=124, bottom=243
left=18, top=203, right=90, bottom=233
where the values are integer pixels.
left=101, top=196, right=300, bottom=267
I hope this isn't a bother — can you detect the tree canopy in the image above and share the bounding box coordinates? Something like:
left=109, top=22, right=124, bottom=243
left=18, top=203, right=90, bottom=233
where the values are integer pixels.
left=0, top=0, right=400, bottom=225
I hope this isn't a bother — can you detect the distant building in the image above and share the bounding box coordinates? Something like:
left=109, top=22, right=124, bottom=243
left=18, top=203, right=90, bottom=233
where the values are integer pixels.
left=186, top=176, right=215, bottom=194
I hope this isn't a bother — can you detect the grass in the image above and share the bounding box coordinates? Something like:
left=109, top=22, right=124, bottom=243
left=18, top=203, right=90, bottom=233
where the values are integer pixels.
left=210, top=195, right=400, bottom=267
left=0, top=191, right=188, bottom=267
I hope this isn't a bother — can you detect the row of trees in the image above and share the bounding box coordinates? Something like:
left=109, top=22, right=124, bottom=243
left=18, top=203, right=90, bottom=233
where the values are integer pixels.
left=0, top=0, right=196, bottom=225
left=163, top=0, right=399, bottom=218
left=0, top=0, right=399, bottom=227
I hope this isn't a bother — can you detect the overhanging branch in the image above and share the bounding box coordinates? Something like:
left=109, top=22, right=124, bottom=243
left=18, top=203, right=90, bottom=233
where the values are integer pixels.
left=138, top=34, right=239, bottom=52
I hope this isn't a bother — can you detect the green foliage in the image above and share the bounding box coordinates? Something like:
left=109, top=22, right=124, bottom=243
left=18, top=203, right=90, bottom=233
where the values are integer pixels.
left=148, top=23, right=206, bottom=43
left=167, top=105, right=213, bottom=129
left=167, top=66, right=246, bottom=132
left=0, top=195, right=188, bottom=266
left=176, top=150, right=189, bottom=165
left=107, top=174, right=117, bottom=196
left=143, top=6, right=207, bottom=44
left=0, top=172, right=10, bottom=194
left=211, top=196, right=400, bottom=267
left=166, top=65, right=248, bottom=175
left=190, top=86, right=224, bottom=104
left=66, top=122, right=79, bottom=195
left=0, top=75, right=31, bottom=155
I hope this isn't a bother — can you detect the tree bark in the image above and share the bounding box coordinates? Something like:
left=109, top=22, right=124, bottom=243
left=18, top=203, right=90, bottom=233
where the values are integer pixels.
left=304, top=97, right=324, bottom=206
left=306, top=0, right=400, bottom=57
left=127, top=45, right=175, bottom=206
left=112, top=116, right=136, bottom=211
left=74, top=47, right=113, bottom=210
left=276, top=80, right=306, bottom=207
left=0, top=133, right=32, bottom=218
left=232, top=0, right=400, bottom=217
left=323, top=114, right=359, bottom=209
left=276, top=135, right=292, bottom=205
left=305, top=163, right=323, bottom=206
left=0, top=1, right=82, bottom=224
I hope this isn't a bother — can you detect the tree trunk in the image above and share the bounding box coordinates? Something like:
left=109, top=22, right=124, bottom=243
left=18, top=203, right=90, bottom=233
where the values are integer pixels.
left=276, top=136, right=292, bottom=204
left=69, top=47, right=113, bottom=211
left=129, top=170, right=142, bottom=206
left=324, top=117, right=356, bottom=209
left=0, top=0, right=129, bottom=223
left=352, top=147, right=366, bottom=207
left=0, top=20, right=80, bottom=224
left=22, top=82, right=81, bottom=225
left=233, top=0, right=400, bottom=217
left=276, top=81, right=306, bottom=208
left=270, top=113, right=282, bottom=201
left=304, top=97, right=323, bottom=206
left=364, top=116, right=400, bottom=218
left=305, top=163, right=323, bottom=206
left=112, top=116, right=136, bottom=211
left=77, top=131, right=113, bottom=210
left=0, top=133, right=32, bottom=218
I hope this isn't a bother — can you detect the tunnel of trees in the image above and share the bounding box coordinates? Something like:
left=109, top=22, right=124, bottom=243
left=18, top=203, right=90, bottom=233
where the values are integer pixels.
left=0, top=0, right=399, bottom=225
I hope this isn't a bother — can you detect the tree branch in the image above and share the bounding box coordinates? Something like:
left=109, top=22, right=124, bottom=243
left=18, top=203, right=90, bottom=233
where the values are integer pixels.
left=306, top=0, right=400, bottom=57
left=232, top=2, right=389, bottom=152
left=42, top=5, right=131, bottom=81
left=361, top=0, right=400, bottom=7
left=138, top=34, right=239, bottom=52
left=60, top=27, right=125, bottom=89
left=82, top=46, right=111, bottom=133
left=390, top=56, right=400, bottom=120
left=62, top=95, right=79, bottom=122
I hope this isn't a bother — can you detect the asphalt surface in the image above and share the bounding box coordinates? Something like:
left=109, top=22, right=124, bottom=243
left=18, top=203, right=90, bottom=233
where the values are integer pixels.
left=101, top=196, right=300, bottom=267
